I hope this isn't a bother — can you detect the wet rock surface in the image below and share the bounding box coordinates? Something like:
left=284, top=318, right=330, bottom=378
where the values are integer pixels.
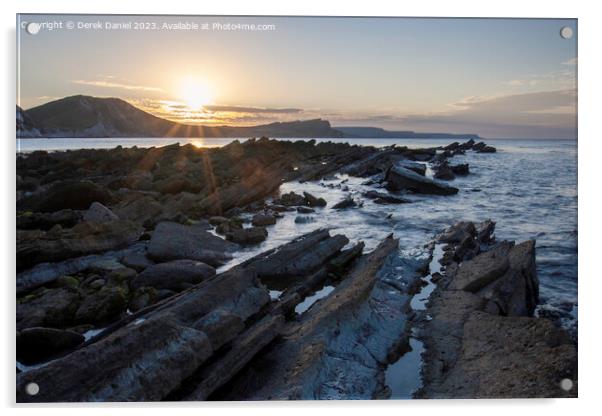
left=213, top=235, right=412, bottom=400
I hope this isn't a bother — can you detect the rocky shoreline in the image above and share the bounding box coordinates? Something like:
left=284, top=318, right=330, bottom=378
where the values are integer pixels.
left=16, top=137, right=577, bottom=401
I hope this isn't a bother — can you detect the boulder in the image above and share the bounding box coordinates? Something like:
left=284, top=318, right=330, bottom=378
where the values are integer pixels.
left=303, top=192, right=327, bottom=207
left=131, top=260, right=216, bottom=291
left=473, top=142, right=496, bottom=153
left=147, top=222, right=238, bottom=267
left=17, top=327, right=84, bottom=364
left=17, top=288, right=81, bottom=331
left=121, top=252, right=154, bottom=272
left=215, top=220, right=242, bottom=235
left=433, top=163, right=455, bottom=181
left=129, top=286, right=160, bottom=312
left=475, top=219, right=496, bottom=243
left=114, top=195, right=163, bottom=228
left=450, top=163, right=470, bottom=176
left=332, top=196, right=356, bottom=209
left=275, top=191, right=306, bottom=207
left=83, top=202, right=119, bottom=223
left=226, top=227, right=268, bottom=245
left=477, top=145, right=496, bottom=153
left=385, top=165, right=458, bottom=195
left=251, top=214, right=277, bottom=226
left=74, top=286, right=129, bottom=326
left=18, top=181, right=113, bottom=213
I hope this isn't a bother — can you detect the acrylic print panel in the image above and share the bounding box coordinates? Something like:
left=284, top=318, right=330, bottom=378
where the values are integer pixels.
left=16, top=15, right=577, bottom=401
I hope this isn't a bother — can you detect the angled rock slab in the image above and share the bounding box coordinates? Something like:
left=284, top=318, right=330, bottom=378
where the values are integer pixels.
left=222, top=236, right=412, bottom=400
left=16, top=266, right=270, bottom=402
left=248, top=229, right=348, bottom=283
left=385, top=165, right=458, bottom=195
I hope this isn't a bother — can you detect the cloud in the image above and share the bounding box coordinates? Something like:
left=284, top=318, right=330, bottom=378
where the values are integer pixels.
left=402, top=89, right=576, bottom=138
left=503, top=69, right=574, bottom=90
left=332, top=89, right=577, bottom=139
left=203, top=105, right=302, bottom=114
left=126, top=98, right=304, bottom=126
left=72, top=79, right=164, bottom=92
left=563, top=57, right=578, bottom=65
left=506, top=80, right=524, bottom=87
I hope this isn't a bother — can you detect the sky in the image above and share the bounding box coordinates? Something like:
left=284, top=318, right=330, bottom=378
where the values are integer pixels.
left=17, top=15, right=577, bottom=138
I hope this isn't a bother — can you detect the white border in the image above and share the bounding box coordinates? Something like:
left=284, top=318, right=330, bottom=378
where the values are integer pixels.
left=2, top=1, right=599, bottom=415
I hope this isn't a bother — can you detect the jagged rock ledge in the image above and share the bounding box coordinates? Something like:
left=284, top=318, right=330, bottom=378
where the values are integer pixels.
left=414, top=221, right=577, bottom=399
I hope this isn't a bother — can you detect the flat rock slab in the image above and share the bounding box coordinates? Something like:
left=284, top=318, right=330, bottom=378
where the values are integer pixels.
left=147, top=222, right=238, bottom=267
left=438, top=311, right=577, bottom=398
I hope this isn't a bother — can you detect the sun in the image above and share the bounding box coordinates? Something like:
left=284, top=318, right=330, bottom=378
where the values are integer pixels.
left=178, top=77, right=214, bottom=109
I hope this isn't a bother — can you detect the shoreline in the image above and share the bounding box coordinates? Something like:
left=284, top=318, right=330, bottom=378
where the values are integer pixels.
left=16, top=137, right=577, bottom=400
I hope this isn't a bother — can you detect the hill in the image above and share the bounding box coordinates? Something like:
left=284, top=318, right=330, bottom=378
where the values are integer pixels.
left=20, top=95, right=344, bottom=138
